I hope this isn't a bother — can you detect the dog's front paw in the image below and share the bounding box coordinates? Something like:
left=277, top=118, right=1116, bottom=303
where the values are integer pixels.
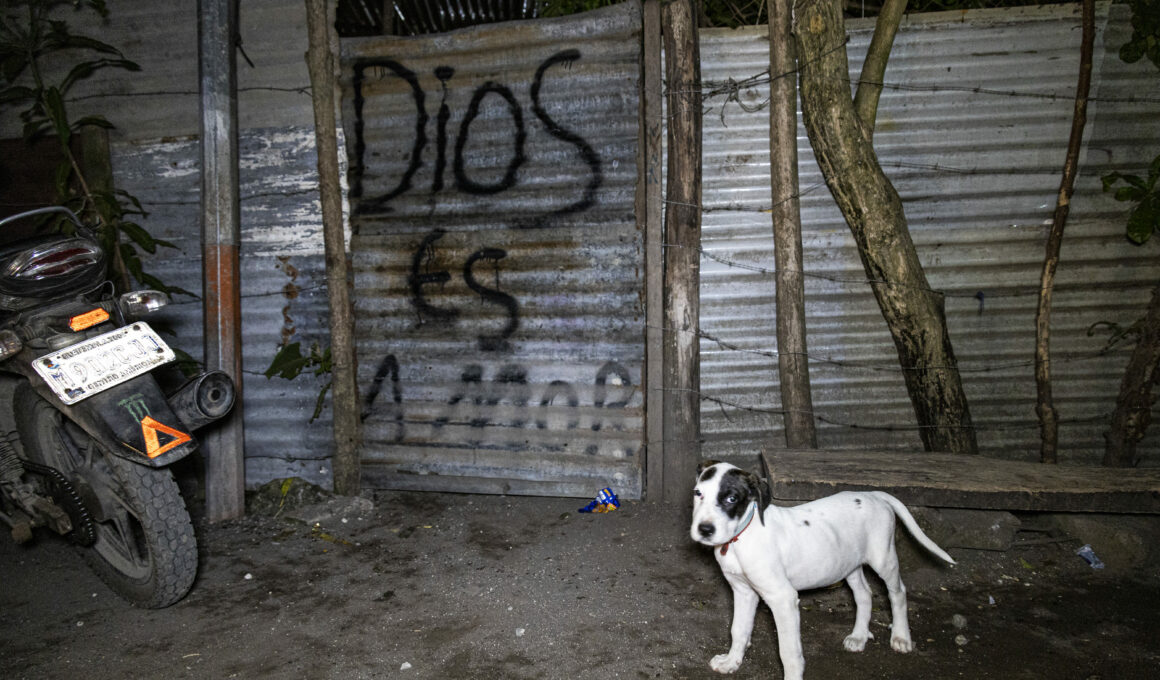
left=890, top=634, right=914, bottom=653
left=709, top=653, right=742, bottom=674
left=843, top=631, right=873, bottom=652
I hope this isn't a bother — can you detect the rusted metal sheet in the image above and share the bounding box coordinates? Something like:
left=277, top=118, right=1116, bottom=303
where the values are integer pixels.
left=112, top=129, right=337, bottom=488
left=340, top=2, right=645, bottom=498
left=698, top=3, right=1160, bottom=465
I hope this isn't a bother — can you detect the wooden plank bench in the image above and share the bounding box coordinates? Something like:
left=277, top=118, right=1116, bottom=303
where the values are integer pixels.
left=760, top=449, right=1160, bottom=514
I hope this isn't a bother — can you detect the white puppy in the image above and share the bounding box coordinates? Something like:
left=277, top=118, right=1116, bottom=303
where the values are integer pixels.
left=690, top=460, right=955, bottom=680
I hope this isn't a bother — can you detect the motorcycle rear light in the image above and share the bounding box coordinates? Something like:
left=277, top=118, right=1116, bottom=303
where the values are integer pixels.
left=0, top=329, right=21, bottom=360
left=3, top=239, right=104, bottom=280
left=119, top=290, right=169, bottom=317
left=69, top=308, right=111, bottom=331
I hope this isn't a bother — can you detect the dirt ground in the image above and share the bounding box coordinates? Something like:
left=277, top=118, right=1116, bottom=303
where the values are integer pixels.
left=2, top=483, right=1159, bottom=679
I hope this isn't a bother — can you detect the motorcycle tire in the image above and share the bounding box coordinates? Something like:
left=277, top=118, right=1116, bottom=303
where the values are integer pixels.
left=14, top=385, right=198, bottom=608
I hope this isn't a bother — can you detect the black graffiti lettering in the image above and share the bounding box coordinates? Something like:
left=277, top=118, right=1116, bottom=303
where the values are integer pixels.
left=493, top=364, right=530, bottom=428
left=448, top=364, right=484, bottom=406
left=432, top=65, right=454, bottom=194
left=454, top=82, right=526, bottom=195
left=435, top=363, right=487, bottom=428
left=464, top=248, right=520, bottom=351
left=362, top=354, right=404, bottom=442
left=491, top=364, right=530, bottom=406
left=537, top=380, right=580, bottom=431
left=591, top=361, right=633, bottom=431
left=409, top=229, right=459, bottom=325
left=529, top=49, right=603, bottom=223
left=350, top=58, right=427, bottom=214
left=374, top=358, right=636, bottom=446
left=351, top=52, right=602, bottom=221
left=436, top=363, right=527, bottom=430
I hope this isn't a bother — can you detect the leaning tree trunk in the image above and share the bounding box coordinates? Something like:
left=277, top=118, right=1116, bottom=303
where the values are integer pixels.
left=1104, top=281, right=1160, bottom=467
left=795, top=0, right=977, bottom=454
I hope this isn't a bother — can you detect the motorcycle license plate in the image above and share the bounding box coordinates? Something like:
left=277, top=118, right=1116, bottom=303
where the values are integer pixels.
left=33, top=323, right=175, bottom=405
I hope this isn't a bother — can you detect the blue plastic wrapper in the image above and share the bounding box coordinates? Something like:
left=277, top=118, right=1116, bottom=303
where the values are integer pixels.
left=1075, top=544, right=1105, bottom=569
left=579, top=487, right=620, bottom=513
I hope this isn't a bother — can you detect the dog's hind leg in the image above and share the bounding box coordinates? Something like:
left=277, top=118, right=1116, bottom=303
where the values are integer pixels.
left=710, top=581, right=759, bottom=674
left=842, top=566, right=875, bottom=652
left=869, top=548, right=914, bottom=653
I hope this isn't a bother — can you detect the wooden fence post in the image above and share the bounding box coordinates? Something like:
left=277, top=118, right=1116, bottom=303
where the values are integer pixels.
left=661, top=0, right=702, bottom=501
left=305, top=0, right=361, bottom=494
left=768, top=0, right=816, bottom=449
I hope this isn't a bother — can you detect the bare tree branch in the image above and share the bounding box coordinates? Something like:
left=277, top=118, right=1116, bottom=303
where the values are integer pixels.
left=853, top=0, right=907, bottom=136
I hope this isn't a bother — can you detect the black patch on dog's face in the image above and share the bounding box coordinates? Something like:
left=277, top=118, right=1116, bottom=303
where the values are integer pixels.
left=697, top=459, right=723, bottom=479
left=712, top=468, right=773, bottom=526
left=717, top=468, right=755, bottom=520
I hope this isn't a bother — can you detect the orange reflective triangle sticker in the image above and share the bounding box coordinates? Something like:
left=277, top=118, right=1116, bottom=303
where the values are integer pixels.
left=140, top=416, right=192, bottom=459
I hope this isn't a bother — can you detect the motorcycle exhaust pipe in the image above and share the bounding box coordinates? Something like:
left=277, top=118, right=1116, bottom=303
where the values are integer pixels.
left=168, top=371, right=236, bottom=432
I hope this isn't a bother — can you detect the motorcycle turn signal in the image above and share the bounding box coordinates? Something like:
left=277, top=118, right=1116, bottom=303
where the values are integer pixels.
left=118, top=290, right=170, bottom=319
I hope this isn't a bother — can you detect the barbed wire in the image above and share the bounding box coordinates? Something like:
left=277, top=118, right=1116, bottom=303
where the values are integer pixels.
left=693, top=389, right=1115, bottom=431
left=163, top=281, right=329, bottom=306
left=696, top=246, right=1043, bottom=301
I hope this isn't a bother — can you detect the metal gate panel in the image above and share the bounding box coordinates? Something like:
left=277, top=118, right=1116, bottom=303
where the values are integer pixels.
left=340, top=2, right=644, bottom=497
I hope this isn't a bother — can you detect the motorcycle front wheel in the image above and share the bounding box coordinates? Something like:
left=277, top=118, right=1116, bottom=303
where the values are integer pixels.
left=15, top=385, right=198, bottom=608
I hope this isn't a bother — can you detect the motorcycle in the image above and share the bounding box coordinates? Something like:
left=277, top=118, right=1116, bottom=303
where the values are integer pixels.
left=0, top=206, right=235, bottom=608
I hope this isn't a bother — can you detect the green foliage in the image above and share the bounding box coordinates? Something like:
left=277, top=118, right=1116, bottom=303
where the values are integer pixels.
left=1119, top=0, right=1160, bottom=68
left=1102, top=154, right=1160, bottom=246
left=0, top=0, right=185, bottom=295
left=265, top=342, right=334, bottom=423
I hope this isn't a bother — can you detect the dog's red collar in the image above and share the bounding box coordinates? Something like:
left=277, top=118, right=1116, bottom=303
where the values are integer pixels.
left=718, top=503, right=757, bottom=556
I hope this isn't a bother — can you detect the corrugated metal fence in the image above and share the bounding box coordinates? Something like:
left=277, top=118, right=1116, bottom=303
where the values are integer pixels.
left=340, top=2, right=646, bottom=496
left=7, top=1, right=1154, bottom=493
left=698, top=2, right=1160, bottom=465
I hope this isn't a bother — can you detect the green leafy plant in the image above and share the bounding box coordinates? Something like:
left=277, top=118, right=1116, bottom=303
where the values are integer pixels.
left=1119, top=0, right=1160, bottom=68
left=1101, top=154, right=1160, bottom=245
left=0, top=0, right=187, bottom=295
left=265, top=341, right=333, bottom=423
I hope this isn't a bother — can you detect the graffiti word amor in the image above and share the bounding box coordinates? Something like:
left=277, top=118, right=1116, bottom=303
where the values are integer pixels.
left=362, top=356, right=635, bottom=456
left=349, top=49, right=603, bottom=225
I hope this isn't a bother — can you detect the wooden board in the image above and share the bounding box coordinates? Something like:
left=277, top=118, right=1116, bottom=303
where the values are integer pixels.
left=761, top=450, right=1160, bottom=514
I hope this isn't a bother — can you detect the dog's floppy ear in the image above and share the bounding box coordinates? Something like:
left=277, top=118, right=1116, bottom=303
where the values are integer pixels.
left=696, top=459, right=722, bottom=477
left=744, top=471, right=772, bottom=525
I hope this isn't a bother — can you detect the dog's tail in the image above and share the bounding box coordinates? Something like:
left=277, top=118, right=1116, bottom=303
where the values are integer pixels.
left=872, top=492, right=956, bottom=565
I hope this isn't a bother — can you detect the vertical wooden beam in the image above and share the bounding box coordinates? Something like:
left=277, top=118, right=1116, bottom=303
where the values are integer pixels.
left=768, top=0, right=816, bottom=449
left=199, top=0, right=245, bottom=521
left=661, top=0, right=702, bottom=502
left=641, top=0, right=664, bottom=501
left=305, top=0, right=361, bottom=495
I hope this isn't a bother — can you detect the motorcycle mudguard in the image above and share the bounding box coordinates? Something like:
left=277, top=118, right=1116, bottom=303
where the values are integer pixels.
left=34, top=376, right=198, bottom=467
